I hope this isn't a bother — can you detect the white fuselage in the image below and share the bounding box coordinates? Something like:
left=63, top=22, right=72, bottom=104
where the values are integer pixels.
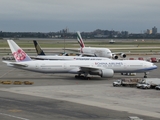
left=33, top=56, right=111, bottom=60
left=8, top=60, right=157, bottom=74
left=80, top=47, right=112, bottom=58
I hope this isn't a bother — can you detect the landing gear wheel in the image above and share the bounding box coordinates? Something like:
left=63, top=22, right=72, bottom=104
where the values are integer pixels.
left=144, top=76, right=147, bottom=78
left=80, top=76, right=84, bottom=79
left=75, top=75, right=85, bottom=79
left=75, top=75, right=78, bottom=78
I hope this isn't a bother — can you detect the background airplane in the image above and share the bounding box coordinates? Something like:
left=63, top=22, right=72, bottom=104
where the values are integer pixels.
left=3, top=40, right=157, bottom=79
left=32, top=40, right=111, bottom=60
left=64, top=31, right=113, bottom=58
left=65, top=31, right=127, bottom=59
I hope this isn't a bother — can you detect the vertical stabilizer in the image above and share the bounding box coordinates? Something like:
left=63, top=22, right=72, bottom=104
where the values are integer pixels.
left=76, top=31, right=85, bottom=53
left=33, top=40, right=45, bottom=55
left=7, top=40, right=32, bottom=62
left=77, top=31, right=85, bottom=48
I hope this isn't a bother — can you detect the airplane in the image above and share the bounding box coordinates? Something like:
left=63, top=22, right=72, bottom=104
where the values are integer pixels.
left=65, top=31, right=126, bottom=59
left=77, top=31, right=114, bottom=58
left=3, top=40, right=157, bottom=79
left=32, top=40, right=111, bottom=60
left=77, top=31, right=128, bottom=59
left=64, top=31, right=113, bottom=58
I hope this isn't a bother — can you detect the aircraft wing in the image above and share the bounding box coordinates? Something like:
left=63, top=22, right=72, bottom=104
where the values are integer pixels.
left=63, top=48, right=97, bottom=57
left=112, top=52, right=123, bottom=55
left=76, top=53, right=97, bottom=57
left=30, top=56, right=46, bottom=60
left=63, top=48, right=79, bottom=52
left=112, top=52, right=131, bottom=59
left=112, top=51, right=130, bottom=55
left=2, top=61, right=28, bottom=67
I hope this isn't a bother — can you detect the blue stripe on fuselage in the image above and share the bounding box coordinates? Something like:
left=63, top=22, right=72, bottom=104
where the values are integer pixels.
left=131, top=65, right=157, bottom=73
left=115, top=65, right=157, bottom=73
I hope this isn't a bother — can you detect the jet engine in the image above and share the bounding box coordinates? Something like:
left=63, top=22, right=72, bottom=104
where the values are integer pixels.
left=112, top=54, right=118, bottom=59
left=120, top=53, right=126, bottom=58
left=89, top=69, right=114, bottom=78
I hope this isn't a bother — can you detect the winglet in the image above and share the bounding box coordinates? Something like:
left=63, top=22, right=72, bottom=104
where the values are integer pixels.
left=33, top=40, right=45, bottom=55
left=77, top=31, right=85, bottom=48
left=7, top=40, right=32, bottom=62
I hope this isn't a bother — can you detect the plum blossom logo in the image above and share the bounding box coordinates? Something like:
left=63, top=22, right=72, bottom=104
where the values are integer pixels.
left=13, top=49, right=26, bottom=61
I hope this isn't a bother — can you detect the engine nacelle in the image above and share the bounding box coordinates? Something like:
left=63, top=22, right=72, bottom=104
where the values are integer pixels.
left=100, top=69, right=114, bottom=78
left=120, top=53, right=126, bottom=58
left=112, top=54, right=118, bottom=59
left=89, top=69, right=114, bottom=78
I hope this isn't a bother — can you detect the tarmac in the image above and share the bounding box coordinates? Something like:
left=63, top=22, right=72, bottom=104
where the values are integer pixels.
left=0, top=56, right=160, bottom=120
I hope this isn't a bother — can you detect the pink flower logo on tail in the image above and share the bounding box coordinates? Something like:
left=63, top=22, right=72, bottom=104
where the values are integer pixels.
left=13, top=49, right=26, bottom=61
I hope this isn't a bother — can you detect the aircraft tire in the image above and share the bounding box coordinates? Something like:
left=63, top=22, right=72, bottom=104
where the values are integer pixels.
left=75, top=75, right=78, bottom=78
left=144, top=76, right=147, bottom=78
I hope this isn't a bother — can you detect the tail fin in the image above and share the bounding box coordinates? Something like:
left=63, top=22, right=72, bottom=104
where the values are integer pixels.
left=77, top=31, right=85, bottom=48
left=33, top=40, right=45, bottom=55
left=7, top=40, right=32, bottom=62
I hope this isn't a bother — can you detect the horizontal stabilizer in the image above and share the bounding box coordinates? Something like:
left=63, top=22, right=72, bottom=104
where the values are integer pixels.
left=2, top=61, right=28, bottom=67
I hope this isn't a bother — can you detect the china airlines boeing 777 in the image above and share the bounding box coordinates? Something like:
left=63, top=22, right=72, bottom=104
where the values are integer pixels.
left=3, top=40, right=157, bottom=79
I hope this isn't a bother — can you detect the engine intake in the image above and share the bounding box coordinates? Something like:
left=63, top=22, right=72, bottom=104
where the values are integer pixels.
left=120, top=53, right=126, bottom=58
left=112, top=54, right=118, bottom=59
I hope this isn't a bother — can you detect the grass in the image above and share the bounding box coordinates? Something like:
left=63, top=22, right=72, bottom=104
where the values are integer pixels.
left=0, top=39, right=160, bottom=54
left=1, top=41, right=160, bottom=48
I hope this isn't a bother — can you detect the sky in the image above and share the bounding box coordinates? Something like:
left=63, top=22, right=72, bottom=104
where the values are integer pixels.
left=0, top=0, right=160, bottom=33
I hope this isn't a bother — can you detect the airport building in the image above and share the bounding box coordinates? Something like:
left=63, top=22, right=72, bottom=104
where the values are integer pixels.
left=146, top=29, right=152, bottom=34
left=152, top=26, right=157, bottom=34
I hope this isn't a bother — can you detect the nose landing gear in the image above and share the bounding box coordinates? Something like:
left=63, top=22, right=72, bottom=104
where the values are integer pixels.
left=144, top=72, right=148, bottom=78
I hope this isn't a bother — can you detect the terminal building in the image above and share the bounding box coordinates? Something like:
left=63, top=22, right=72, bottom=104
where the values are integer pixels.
left=152, top=26, right=157, bottom=34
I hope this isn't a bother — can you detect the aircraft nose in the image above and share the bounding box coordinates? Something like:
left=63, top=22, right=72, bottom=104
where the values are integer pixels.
left=110, top=53, right=112, bottom=58
left=108, top=52, right=112, bottom=58
left=153, top=65, right=157, bottom=69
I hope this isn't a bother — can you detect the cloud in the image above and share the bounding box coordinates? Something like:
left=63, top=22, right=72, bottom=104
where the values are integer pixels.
left=0, top=0, right=160, bottom=32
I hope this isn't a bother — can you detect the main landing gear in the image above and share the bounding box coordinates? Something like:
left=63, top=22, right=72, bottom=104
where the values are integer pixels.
left=75, top=75, right=91, bottom=80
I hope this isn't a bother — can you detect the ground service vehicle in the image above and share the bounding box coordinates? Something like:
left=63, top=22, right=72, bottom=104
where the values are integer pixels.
left=155, top=85, right=160, bottom=90
left=138, top=57, right=144, bottom=60
left=24, top=81, right=34, bottom=85
left=138, top=78, right=160, bottom=88
left=128, top=116, right=143, bottom=120
left=113, top=78, right=142, bottom=87
left=147, top=57, right=158, bottom=62
left=1, top=81, right=12, bottom=84
left=129, top=58, right=135, bottom=60
left=2, top=56, right=15, bottom=60
left=13, top=81, right=22, bottom=85
left=136, top=83, right=145, bottom=88
left=141, top=83, right=151, bottom=89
